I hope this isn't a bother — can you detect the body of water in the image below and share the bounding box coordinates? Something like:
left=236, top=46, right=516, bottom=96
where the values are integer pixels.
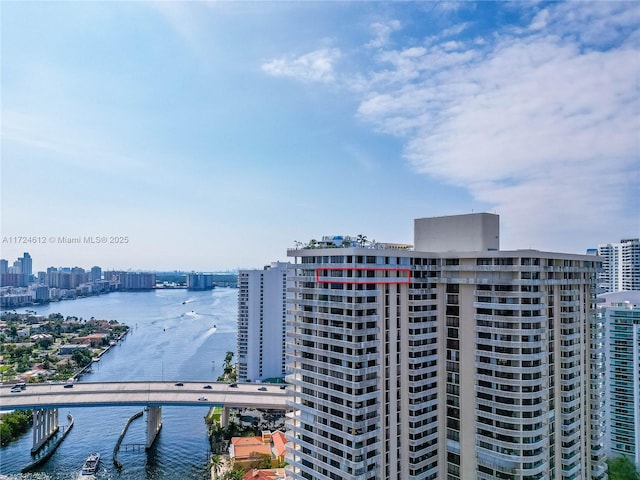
left=0, top=287, right=238, bottom=479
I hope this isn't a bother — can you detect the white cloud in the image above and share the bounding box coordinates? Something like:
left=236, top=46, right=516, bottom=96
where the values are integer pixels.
left=366, top=19, right=401, bottom=48
left=357, top=24, right=639, bottom=249
left=264, top=2, right=639, bottom=251
left=440, top=22, right=471, bottom=39
left=261, top=48, right=342, bottom=83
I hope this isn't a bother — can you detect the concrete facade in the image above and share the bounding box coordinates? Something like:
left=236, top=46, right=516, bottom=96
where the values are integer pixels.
left=414, top=212, right=500, bottom=252
left=237, top=262, right=288, bottom=382
left=285, top=213, right=605, bottom=480
left=600, top=292, right=640, bottom=467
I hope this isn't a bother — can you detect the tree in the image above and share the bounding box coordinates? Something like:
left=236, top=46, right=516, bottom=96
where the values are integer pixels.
left=608, top=456, right=640, bottom=480
left=0, top=410, right=33, bottom=446
left=223, top=467, right=244, bottom=480
left=72, top=349, right=92, bottom=368
left=356, top=234, right=368, bottom=247
left=246, top=452, right=272, bottom=470
left=36, top=337, right=53, bottom=349
left=209, top=455, right=223, bottom=479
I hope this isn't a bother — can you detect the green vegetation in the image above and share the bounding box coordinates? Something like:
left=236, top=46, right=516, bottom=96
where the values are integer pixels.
left=608, top=456, right=640, bottom=480
left=217, top=351, right=236, bottom=382
left=0, top=410, right=33, bottom=446
left=223, top=468, right=244, bottom=480
left=0, top=312, right=128, bottom=383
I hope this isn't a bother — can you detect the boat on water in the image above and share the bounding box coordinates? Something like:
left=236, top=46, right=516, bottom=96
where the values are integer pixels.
left=81, top=452, right=100, bottom=475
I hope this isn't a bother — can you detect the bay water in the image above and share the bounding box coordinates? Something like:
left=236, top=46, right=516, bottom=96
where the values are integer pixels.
left=0, top=287, right=238, bottom=479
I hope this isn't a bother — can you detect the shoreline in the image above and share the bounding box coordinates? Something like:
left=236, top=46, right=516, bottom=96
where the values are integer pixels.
left=72, top=329, right=130, bottom=381
left=1, top=284, right=227, bottom=311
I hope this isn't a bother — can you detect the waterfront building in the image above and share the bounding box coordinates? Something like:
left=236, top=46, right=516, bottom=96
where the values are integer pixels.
left=0, top=292, right=33, bottom=308
left=103, top=271, right=156, bottom=290
left=28, top=285, right=50, bottom=302
left=285, top=213, right=606, bottom=480
left=46, top=270, right=88, bottom=289
left=600, top=291, right=640, bottom=467
left=187, top=273, right=215, bottom=290
left=237, top=262, right=288, bottom=382
left=596, top=238, right=640, bottom=293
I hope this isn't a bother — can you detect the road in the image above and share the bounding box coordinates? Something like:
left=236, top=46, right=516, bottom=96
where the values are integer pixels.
left=0, top=381, right=288, bottom=410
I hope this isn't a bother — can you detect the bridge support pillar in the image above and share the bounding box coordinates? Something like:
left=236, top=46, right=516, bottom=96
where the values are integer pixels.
left=31, top=408, right=59, bottom=454
left=221, top=406, right=229, bottom=427
left=145, top=406, right=162, bottom=449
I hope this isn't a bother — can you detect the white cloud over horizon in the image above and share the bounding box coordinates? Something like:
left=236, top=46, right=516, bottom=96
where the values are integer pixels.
left=262, top=2, right=640, bottom=252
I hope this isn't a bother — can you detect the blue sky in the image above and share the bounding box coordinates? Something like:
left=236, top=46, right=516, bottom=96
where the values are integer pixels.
left=1, top=1, right=638, bottom=272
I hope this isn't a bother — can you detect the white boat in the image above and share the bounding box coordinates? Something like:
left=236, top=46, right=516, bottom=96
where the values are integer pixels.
left=81, top=452, right=100, bottom=475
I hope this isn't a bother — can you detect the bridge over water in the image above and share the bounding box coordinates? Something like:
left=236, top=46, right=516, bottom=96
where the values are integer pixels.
left=0, top=381, right=289, bottom=452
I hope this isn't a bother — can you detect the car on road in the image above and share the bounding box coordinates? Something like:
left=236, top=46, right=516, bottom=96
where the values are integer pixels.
left=203, top=385, right=212, bottom=389
left=198, top=396, right=207, bottom=401
left=229, top=382, right=238, bottom=387
left=10, top=386, right=22, bottom=393
left=280, top=385, right=286, bottom=390
left=63, top=384, right=74, bottom=389
left=258, top=386, right=267, bottom=391
left=174, top=382, right=184, bottom=386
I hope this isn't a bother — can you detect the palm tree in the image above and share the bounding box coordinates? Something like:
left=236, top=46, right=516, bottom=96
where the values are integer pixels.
left=356, top=234, right=368, bottom=247
left=209, top=454, right=223, bottom=479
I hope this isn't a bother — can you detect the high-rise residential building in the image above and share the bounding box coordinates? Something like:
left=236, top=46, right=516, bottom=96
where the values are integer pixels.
left=20, top=252, right=32, bottom=277
left=237, top=262, right=288, bottom=382
left=600, top=291, right=640, bottom=467
left=596, top=238, right=640, bottom=293
left=121, top=272, right=155, bottom=290
left=187, top=273, right=215, bottom=290
left=0, top=259, right=8, bottom=274
left=285, top=213, right=606, bottom=480
left=90, top=266, right=102, bottom=282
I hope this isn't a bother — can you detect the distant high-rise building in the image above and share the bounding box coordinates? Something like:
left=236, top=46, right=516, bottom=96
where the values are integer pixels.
left=28, top=284, right=50, bottom=302
left=597, top=238, right=640, bottom=292
left=187, top=273, right=215, bottom=290
left=90, top=266, right=102, bottom=282
left=116, top=272, right=155, bottom=290
left=20, top=252, right=32, bottom=277
left=11, top=260, right=21, bottom=274
left=285, top=213, right=606, bottom=480
left=237, top=262, right=288, bottom=382
left=600, top=291, right=640, bottom=467
left=0, top=259, right=8, bottom=274
left=46, top=270, right=87, bottom=289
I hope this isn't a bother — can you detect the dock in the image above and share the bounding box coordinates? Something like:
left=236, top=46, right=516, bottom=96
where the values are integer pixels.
left=21, top=413, right=74, bottom=473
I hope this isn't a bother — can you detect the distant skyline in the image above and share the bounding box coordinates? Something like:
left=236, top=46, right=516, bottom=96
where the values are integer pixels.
left=2, top=1, right=638, bottom=272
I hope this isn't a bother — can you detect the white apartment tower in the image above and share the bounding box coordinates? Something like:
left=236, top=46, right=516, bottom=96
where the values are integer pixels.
left=237, top=262, right=289, bottom=382
left=285, top=213, right=606, bottom=480
left=601, top=292, right=640, bottom=467
left=597, top=238, right=640, bottom=293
